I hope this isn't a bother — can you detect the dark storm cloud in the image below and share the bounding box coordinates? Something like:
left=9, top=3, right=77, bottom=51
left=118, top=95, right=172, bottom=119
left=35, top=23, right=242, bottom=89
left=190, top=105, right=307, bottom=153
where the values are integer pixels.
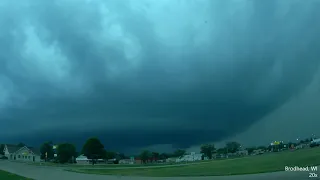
left=1, top=0, right=320, bottom=150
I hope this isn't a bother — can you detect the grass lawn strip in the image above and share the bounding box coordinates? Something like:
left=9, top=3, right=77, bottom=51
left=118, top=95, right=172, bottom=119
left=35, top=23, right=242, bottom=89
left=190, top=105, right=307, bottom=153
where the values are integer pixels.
left=68, top=147, right=320, bottom=177
left=0, top=170, right=33, bottom=180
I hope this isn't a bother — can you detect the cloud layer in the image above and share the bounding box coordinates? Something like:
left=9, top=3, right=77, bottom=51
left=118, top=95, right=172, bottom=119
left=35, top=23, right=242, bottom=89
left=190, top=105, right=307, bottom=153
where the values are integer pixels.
left=1, top=0, right=320, bottom=151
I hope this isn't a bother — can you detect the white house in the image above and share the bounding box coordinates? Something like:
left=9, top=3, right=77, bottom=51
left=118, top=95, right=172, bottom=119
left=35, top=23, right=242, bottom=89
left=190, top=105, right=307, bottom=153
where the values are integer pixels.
left=76, top=154, right=106, bottom=164
left=166, top=157, right=177, bottom=163
left=311, top=138, right=320, bottom=144
left=119, top=159, right=134, bottom=164
left=175, top=152, right=207, bottom=162
left=3, top=144, right=41, bottom=162
left=236, top=150, right=248, bottom=156
left=76, top=154, right=90, bottom=164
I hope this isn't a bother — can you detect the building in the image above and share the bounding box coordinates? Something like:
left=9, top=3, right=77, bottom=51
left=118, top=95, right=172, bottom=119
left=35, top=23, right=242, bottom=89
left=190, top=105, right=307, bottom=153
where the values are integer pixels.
left=75, top=154, right=90, bottom=164
left=106, top=158, right=117, bottom=164
left=3, top=144, right=41, bottom=162
left=166, top=157, right=177, bottom=163
left=75, top=154, right=106, bottom=164
left=175, top=152, right=206, bottom=162
left=236, top=150, right=248, bottom=156
left=119, top=159, right=134, bottom=164
left=310, top=138, right=320, bottom=147
left=252, top=149, right=265, bottom=155
left=311, top=138, right=320, bottom=144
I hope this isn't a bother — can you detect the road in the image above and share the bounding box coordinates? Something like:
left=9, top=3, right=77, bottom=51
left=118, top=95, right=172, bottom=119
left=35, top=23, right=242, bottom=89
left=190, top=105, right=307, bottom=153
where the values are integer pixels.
left=0, top=160, right=315, bottom=180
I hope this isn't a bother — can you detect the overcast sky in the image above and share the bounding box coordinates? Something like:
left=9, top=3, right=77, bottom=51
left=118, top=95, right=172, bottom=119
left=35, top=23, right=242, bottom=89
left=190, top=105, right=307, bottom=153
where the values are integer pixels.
left=0, top=0, right=320, bottom=153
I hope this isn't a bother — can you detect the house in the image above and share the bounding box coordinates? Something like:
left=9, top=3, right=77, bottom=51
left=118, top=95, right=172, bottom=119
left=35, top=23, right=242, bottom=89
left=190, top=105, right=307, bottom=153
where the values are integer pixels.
left=252, top=149, right=265, bottom=155
left=106, top=158, right=117, bottom=164
left=311, top=138, right=320, bottom=145
left=75, top=154, right=90, bottom=164
left=175, top=152, right=206, bottom=162
left=119, top=159, right=134, bottom=164
left=75, top=154, right=106, bottom=164
left=236, top=150, right=248, bottom=156
left=310, top=138, right=320, bottom=147
left=3, top=144, right=41, bottom=162
left=166, top=157, right=177, bottom=163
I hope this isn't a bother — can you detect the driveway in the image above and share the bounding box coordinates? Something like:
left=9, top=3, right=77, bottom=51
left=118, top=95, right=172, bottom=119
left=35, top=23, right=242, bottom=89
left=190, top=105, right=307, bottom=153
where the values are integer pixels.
left=0, top=160, right=314, bottom=180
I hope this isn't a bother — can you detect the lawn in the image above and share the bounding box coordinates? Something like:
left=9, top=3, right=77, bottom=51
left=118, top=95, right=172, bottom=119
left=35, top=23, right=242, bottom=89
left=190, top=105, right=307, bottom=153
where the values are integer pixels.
left=68, top=147, right=320, bottom=177
left=0, top=170, right=33, bottom=180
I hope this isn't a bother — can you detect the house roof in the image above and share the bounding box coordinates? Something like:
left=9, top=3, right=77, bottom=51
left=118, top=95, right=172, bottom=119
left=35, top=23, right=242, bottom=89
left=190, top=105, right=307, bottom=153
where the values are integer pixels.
left=5, top=144, right=40, bottom=155
left=27, top=147, right=41, bottom=155
left=5, top=144, right=22, bottom=154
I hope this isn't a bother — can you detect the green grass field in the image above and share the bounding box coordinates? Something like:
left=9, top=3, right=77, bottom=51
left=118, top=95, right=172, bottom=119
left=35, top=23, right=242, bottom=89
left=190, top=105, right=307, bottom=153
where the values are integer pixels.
left=0, top=170, right=33, bottom=180
left=69, top=147, right=320, bottom=177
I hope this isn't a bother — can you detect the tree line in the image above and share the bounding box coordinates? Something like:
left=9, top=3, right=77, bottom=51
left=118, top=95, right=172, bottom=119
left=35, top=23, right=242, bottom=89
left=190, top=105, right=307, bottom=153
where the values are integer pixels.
left=40, top=137, right=113, bottom=164
left=1, top=136, right=315, bottom=164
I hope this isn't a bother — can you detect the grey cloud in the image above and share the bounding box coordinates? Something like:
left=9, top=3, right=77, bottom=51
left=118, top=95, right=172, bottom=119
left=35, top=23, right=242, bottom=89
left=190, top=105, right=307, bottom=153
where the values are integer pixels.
left=0, top=0, right=320, bottom=151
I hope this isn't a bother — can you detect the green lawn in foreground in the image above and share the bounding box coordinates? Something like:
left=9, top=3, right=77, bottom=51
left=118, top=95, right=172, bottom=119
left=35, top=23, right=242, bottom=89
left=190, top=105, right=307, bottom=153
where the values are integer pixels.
left=0, top=170, right=33, bottom=180
left=69, top=147, right=320, bottom=177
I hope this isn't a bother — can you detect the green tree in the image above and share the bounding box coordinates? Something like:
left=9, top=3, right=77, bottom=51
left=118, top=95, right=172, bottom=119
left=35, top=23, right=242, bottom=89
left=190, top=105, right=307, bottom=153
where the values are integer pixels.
left=200, top=144, right=215, bottom=159
left=118, top=153, right=127, bottom=159
left=159, top=153, right=169, bottom=160
left=226, top=142, right=241, bottom=153
left=216, top=148, right=227, bottom=155
left=246, top=147, right=256, bottom=155
left=151, top=152, right=159, bottom=162
left=17, top=142, right=26, bottom=147
left=140, top=150, right=151, bottom=164
left=40, top=142, right=54, bottom=161
left=0, top=144, right=4, bottom=155
left=173, top=149, right=186, bottom=158
left=105, top=151, right=116, bottom=159
left=56, top=143, right=76, bottom=164
left=82, top=137, right=105, bottom=165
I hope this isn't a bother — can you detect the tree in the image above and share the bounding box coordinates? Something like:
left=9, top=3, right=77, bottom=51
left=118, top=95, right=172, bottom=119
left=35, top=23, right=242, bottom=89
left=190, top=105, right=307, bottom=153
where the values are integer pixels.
left=200, top=144, right=215, bottom=159
left=159, top=153, right=169, bottom=160
left=305, top=138, right=312, bottom=143
left=0, top=144, right=4, bottom=155
left=226, top=142, right=241, bottom=153
left=287, top=142, right=294, bottom=149
left=173, top=149, right=186, bottom=158
left=81, top=137, right=105, bottom=165
left=105, top=151, right=116, bottom=160
left=140, top=150, right=151, bottom=164
left=17, top=142, right=26, bottom=147
left=216, top=148, right=227, bottom=155
left=56, top=143, right=76, bottom=164
left=118, top=153, right=126, bottom=159
left=151, top=152, right=159, bottom=162
left=40, top=142, right=54, bottom=161
left=246, top=147, right=256, bottom=155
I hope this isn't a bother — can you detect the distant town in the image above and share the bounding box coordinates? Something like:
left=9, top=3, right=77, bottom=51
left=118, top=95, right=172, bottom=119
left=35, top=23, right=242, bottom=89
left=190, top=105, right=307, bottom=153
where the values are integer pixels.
left=1, top=136, right=319, bottom=165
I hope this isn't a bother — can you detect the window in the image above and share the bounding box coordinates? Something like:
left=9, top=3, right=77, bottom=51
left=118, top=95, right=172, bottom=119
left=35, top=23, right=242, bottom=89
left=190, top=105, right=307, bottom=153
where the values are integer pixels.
left=28, top=156, right=31, bottom=159
left=18, top=155, right=20, bottom=158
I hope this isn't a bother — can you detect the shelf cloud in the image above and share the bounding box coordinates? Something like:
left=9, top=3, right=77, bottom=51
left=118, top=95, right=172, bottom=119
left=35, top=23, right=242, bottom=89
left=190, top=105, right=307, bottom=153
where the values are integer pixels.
left=0, top=0, right=319, bottom=152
